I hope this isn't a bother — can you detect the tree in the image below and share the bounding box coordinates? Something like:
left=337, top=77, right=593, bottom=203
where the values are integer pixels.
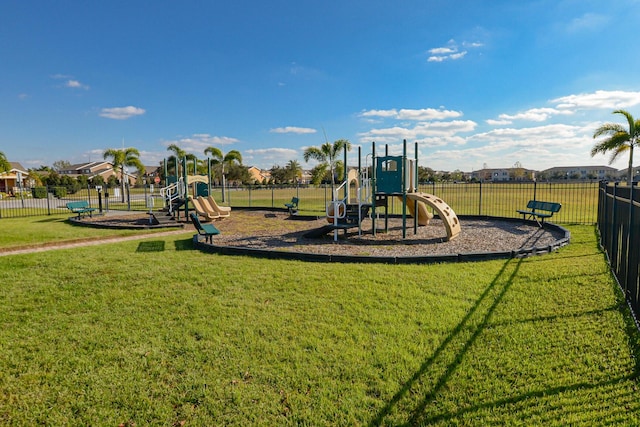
left=204, top=147, right=243, bottom=181
left=103, top=147, right=145, bottom=202
left=303, top=139, right=351, bottom=191
left=166, top=144, right=197, bottom=176
left=0, top=151, right=10, bottom=172
left=510, top=161, right=525, bottom=181
left=592, top=110, right=640, bottom=186
left=285, top=160, right=302, bottom=183
left=204, top=147, right=243, bottom=201
left=52, top=160, right=71, bottom=172
left=418, top=166, right=435, bottom=183
left=269, top=165, right=287, bottom=184
left=270, top=161, right=303, bottom=184
left=310, top=164, right=328, bottom=185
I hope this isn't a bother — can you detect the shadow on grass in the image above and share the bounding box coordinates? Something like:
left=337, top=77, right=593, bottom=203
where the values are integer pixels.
left=369, top=259, right=523, bottom=426
left=174, top=238, right=194, bottom=251
left=36, top=217, right=67, bottom=223
left=369, top=256, right=639, bottom=425
left=136, top=241, right=165, bottom=252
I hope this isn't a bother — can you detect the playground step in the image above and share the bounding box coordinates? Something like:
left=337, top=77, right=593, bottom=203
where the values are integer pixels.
left=148, top=211, right=178, bottom=225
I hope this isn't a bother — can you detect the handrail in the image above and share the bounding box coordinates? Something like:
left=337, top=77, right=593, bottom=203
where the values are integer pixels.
left=159, top=177, right=185, bottom=214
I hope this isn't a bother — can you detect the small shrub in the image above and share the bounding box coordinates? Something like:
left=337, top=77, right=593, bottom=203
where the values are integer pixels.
left=32, top=187, right=48, bottom=199
left=53, top=187, right=67, bottom=198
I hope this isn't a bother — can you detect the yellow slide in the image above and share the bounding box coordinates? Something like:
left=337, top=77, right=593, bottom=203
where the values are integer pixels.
left=399, top=195, right=433, bottom=226
left=405, top=192, right=461, bottom=240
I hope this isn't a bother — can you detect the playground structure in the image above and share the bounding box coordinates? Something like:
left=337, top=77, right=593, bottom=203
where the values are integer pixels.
left=319, top=140, right=460, bottom=241
left=160, top=156, right=229, bottom=221
left=158, top=145, right=459, bottom=241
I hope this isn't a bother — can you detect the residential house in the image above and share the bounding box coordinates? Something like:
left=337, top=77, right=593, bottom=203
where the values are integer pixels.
left=541, top=165, right=618, bottom=181
left=59, top=161, right=136, bottom=185
left=248, top=166, right=269, bottom=184
left=471, top=167, right=536, bottom=182
left=0, top=162, right=30, bottom=195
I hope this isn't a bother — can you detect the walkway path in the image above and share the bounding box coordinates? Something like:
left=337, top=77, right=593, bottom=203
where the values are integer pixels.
left=0, top=229, right=193, bottom=257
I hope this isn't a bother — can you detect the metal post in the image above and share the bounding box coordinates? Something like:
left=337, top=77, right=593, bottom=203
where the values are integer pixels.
left=626, top=183, right=634, bottom=299
left=182, top=157, right=188, bottom=220
left=371, top=141, right=376, bottom=236
left=402, top=140, right=407, bottom=239
left=207, top=157, right=211, bottom=196
left=343, top=143, right=348, bottom=201
left=126, top=181, right=131, bottom=211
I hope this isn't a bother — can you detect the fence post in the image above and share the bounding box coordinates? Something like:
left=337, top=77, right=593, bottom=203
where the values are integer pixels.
left=478, top=181, right=482, bottom=216
left=626, top=184, right=635, bottom=300
left=612, top=182, right=619, bottom=279
left=126, top=182, right=131, bottom=211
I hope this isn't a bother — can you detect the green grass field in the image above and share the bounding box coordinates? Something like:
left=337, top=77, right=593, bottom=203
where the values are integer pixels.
left=210, top=182, right=600, bottom=224
left=0, top=181, right=600, bottom=224
left=0, top=216, right=638, bottom=425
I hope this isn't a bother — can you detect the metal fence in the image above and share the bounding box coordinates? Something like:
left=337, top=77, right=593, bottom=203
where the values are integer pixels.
left=0, top=184, right=159, bottom=219
left=596, top=182, right=640, bottom=320
left=1, top=180, right=599, bottom=224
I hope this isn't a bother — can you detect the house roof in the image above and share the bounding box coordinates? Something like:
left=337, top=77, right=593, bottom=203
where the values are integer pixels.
left=9, top=162, right=27, bottom=173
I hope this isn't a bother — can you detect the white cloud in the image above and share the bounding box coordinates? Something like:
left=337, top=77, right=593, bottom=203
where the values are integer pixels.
left=498, top=107, right=573, bottom=122
left=566, top=13, right=609, bottom=34
left=162, top=134, right=240, bottom=154
left=426, top=38, right=481, bottom=62
left=486, top=119, right=512, bottom=126
left=359, top=120, right=476, bottom=143
left=65, top=79, right=89, bottom=90
left=356, top=92, right=630, bottom=171
left=429, top=47, right=456, bottom=55
left=360, top=108, right=462, bottom=121
left=99, top=106, right=146, bottom=120
left=488, top=90, right=640, bottom=126
left=449, top=52, right=467, bottom=60
left=551, top=90, right=640, bottom=110
left=270, top=126, right=317, bottom=134
left=421, top=123, right=597, bottom=171
left=244, top=147, right=299, bottom=168
left=360, top=109, right=399, bottom=118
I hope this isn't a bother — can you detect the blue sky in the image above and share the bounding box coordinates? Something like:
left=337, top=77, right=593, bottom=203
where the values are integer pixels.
left=3, top=0, right=640, bottom=172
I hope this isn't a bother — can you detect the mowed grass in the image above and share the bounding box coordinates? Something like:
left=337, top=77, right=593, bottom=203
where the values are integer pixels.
left=210, top=182, right=600, bottom=224
left=0, top=219, right=639, bottom=425
left=0, top=215, right=182, bottom=249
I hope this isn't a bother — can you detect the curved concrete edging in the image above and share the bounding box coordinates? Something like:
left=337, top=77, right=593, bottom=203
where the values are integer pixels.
left=192, top=215, right=571, bottom=264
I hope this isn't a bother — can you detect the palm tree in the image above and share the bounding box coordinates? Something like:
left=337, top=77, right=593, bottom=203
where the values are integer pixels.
left=592, top=110, right=640, bottom=186
left=204, top=147, right=242, bottom=202
left=0, top=150, right=10, bottom=173
left=103, top=147, right=145, bottom=202
left=166, top=144, right=197, bottom=176
left=303, top=139, right=351, bottom=190
left=285, top=160, right=303, bottom=183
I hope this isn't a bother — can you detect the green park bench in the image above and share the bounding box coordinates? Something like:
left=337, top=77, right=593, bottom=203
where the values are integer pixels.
left=65, top=201, right=96, bottom=219
left=517, top=200, right=561, bottom=226
left=285, top=197, right=299, bottom=215
left=190, top=212, right=220, bottom=244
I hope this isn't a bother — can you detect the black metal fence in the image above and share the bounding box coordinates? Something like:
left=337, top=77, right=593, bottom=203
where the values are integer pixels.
left=597, top=182, right=640, bottom=319
left=1, top=180, right=600, bottom=224
left=0, top=184, right=158, bottom=219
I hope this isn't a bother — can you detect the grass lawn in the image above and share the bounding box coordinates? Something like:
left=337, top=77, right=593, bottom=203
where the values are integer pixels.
left=0, top=219, right=638, bottom=425
left=0, top=215, right=179, bottom=250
